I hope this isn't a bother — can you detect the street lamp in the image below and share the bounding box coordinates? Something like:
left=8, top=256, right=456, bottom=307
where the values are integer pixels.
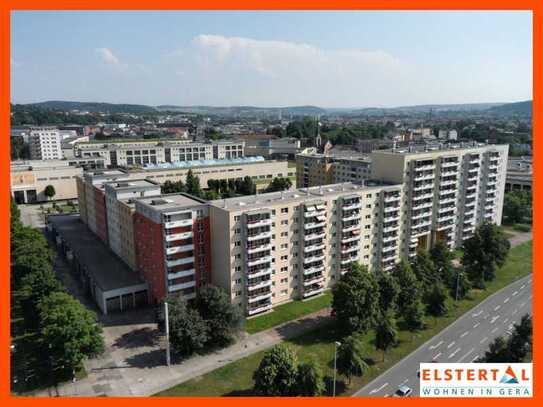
left=333, top=341, right=341, bottom=397
left=164, top=301, right=171, bottom=367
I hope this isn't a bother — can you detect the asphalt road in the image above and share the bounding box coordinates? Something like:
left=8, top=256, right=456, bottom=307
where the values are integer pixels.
left=354, top=274, right=533, bottom=398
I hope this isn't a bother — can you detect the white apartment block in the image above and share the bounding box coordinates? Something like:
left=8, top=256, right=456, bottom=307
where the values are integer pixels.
left=74, top=140, right=245, bottom=167
left=370, top=142, right=509, bottom=257
left=209, top=182, right=402, bottom=316
left=28, top=127, right=63, bottom=160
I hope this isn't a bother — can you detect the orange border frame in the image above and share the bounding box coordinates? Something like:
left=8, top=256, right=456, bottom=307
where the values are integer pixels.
left=0, top=1, right=539, bottom=405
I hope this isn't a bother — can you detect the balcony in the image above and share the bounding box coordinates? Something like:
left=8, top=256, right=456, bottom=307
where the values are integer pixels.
left=341, top=234, right=360, bottom=244
left=384, top=205, right=400, bottom=213
left=411, top=211, right=428, bottom=220
left=485, top=204, right=495, bottom=211
left=383, top=224, right=400, bottom=234
left=247, top=231, right=272, bottom=241
left=247, top=243, right=272, bottom=254
left=168, top=280, right=196, bottom=292
left=382, top=244, right=396, bottom=253
left=341, top=255, right=359, bottom=265
left=166, top=256, right=194, bottom=268
left=413, top=183, right=433, bottom=192
left=304, top=254, right=325, bottom=264
left=413, top=192, right=433, bottom=201
left=166, top=244, right=194, bottom=255
left=343, top=202, right=362, bottom=211
left=304, top=275, right=325, bottom=286
left=303, top=286, right=324, bottom=298
left=382, top=234, right=397, bottom=243
left=247, top=268, right=273, bottom=279
left=343, top=224, right=361, bottom=233
left=165, top=218, right=192, bottom=229
left=438, top=206, right=456, bottom=214
left=437, top=221, right=454, bottom=231
left=384, top=213, right=401, bottom=222
left=487, top=164, right=499, bottom=171
left=247, top=279, right=272, bottom=291
left=441, top=160, right=459, bottom=168
left=305, top=231, right=326, bottom=241
left=384, top=194, right=401, bottom=203
left=342, top=213, right=360, bottom=222
left=486, top=180, right=497, bottom=186
left=248, top=303, right=273, bottom=316
left=246, top=218, right=272, bottom=228
left=440, top=179, right=457, bottom=187
left=247, top=255, right=272, bottom=267
left=304, top=243, right=325, bottom=253
left=304, top=221, right=326, bottom=230
left=165, top=231, right=193, bottom=242
left=382, top=251, right=396, bottom=260
left=412, top=201, right=433, bottom=210
left=167, top=269, right=195, bottom=280
left=414, top=173, right=435, bottom=181
left=303, top=265, right=325, bottom=275
left=440, top=196, right=456, bottom=205
left=414, top=163, right=436, bottom=172
left=341, top=245, right=358, bottom=254
left=248, top=291, right=273, bottom=303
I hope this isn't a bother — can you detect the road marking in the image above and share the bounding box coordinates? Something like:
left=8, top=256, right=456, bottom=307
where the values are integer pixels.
left=460, top=331, right=469, bottom=338
left=471, top=354, right=480, bottom=362
left=512, top=291, right=519, bottom=296
left=472, top=310, right=483, bottom=318
left=512, top=309, right=518, bottom=316
left=520, top=284, right=526, bottom=290
left=458, top=348, right=475, bottom=363
left=490, top=315, right=500, bottom=324
left=473, top=322, right=481, bottom=328
left=448, top=348, right=461, bottom=359
left=480, top=337, right=488, bottom=344
left=504, top=297, right=510, bottom=304
left=503, top=318, right=509, bottom=325
left=401, top=379, right=409, bottom=385
left=370, top=383, right=389, bottom=394
left=447, top=341, right=455, bottom=349
left=494, top=305, right=501, bottom=311
left=429, top=340, right=444, bottom=350
left=520, top=302, right=526, bottom=308
left=433, top=352, right=442, bottom=361
left=506, top=330, right=513, bottom=336
left=491, top=327, right=498, bottom=334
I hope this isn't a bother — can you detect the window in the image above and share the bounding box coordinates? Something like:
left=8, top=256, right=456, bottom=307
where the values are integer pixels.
left=281, top=232, right=288, bottom=237
left=235, top=254, right=241, bottom=259
left=234, top=241, right=241, bottom=247
left=235, top=266, right=242, bottom=272
left=280, top=278, right=288, bottom=284
left=235, top=228, right=241, bottom=234
left=281, top=208, right=289, bottom=214
left=281, top=255, right=288, bottom=261
left=234, top=215, right=241, bottom=221
left=235, top=278, right=242, bottom=284
left=281, top=289, right=288, bottom=296
left=281, top=220, right=288, bottom=225
left=281, top=266, right=288, bottom=273
left=281, top=243, right=288, bottom=249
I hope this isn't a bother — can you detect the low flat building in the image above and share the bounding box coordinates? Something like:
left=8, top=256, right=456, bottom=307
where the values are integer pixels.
left=245, top=137, right=302, bottom=159
left=506, top=157, right=532, bottom=192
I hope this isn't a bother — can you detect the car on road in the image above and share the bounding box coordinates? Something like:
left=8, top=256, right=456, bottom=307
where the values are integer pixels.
left=394, top=386, right=413, bottom=397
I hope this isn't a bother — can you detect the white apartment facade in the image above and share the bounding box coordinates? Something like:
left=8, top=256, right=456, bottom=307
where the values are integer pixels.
left=209, top=182, right=402, bottom=316
left=28, top=127, right=63, bottom=160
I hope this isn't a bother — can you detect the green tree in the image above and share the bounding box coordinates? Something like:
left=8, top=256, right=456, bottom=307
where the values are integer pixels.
left=411, top=250, right=437, bottom=293
left=185, top=169, right=202, bottom=197
left=166, top=296, right=209, bottom=357
left=253, top=344, right=299, bottom=396
left=240, top=176, right=256, bottom=195
left=462, top=223, right=510, bottom=288
left=19, top=268, right=64, bottom=328
left=331, top=263, right=380, bottom=334
left=336, top=336, right=368, bottom=385
left=394, top=259, right=422, bottom=317
left=503, top=191, right=531, bottom=224
left=449, top=268, right=472, bottom=300
left=425, top=281, right=449, bottom=317
left=477, top=336, right=512, bottom=362
left=195, top=285, right=243, bottom=347
left=296, top=359, right=325, bottom=396
left=404, top=298, right=425, bottom=333
left=508, top=314, right=532, bottom=362
left=429, top=240, right=455, bottom=284
left=44, top=185, right=56, bottom=200
left=266, top=177, right=293, bottom=193
left=161, top=180, right=186, bottom=194
left=376, top=270, right=400, bottom=314
left=374, top=311, right=398, bottom=361
left=38, top=292, right=104, bottom=382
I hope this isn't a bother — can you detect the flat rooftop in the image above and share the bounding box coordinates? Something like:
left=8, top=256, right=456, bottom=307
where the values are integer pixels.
left=48, top=214, right=146, bottom=292
left=104, top=178, right=160, bottom=192
left=296, top=149, right=371, bottom=163
left=211, top=181, right=400, bottom=212
left=136, top=193, right=206, bottom=212
left=375, top=142, right=507, bottom=156
left=142, top=156, right=266, bottom=170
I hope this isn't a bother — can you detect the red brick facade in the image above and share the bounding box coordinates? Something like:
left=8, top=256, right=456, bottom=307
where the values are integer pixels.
left=193, top=217, right=211, bottom=288
left=94, top=187, right=108, bottom=244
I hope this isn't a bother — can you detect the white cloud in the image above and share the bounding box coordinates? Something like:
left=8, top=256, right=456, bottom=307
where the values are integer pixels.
left=96, top=48, right=120, bottom=65
left=166, top=34, right=409, bottom=106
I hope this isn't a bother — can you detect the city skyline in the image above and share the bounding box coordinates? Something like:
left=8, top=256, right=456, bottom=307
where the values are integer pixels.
left=11, top=10, right=532, bottom=107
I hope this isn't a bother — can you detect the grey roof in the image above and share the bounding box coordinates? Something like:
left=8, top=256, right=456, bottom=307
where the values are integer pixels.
left=48, top=215, right=146, bottom=292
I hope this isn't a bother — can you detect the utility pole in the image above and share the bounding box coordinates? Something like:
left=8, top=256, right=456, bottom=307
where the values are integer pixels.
left=164, top=301, right=171, bottom=367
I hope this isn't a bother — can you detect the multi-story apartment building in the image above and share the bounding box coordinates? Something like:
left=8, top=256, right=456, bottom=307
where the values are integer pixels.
left=245, top=137, right=302, bottom=159
left=104, top=179, right=162, bottom=270
left=28, top=127, right=63, bottom=160
left=74, top=140, right=245, bottom=167
left=296, top=151, right=371, bottom=188
left=371, top=142, right=509, bottom=256
left=209, top=182, right=401, bottom=316
left=133, top=194, right=211, bottom=303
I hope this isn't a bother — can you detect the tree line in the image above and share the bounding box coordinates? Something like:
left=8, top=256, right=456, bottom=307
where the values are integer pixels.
left=250, top=222, right=511, bottom=396
left=10, top=200, right=104, bottom=392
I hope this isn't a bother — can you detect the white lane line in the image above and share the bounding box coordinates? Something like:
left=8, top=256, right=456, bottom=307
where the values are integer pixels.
left=460, top=331, right=469, bottom=338
left=472, top=310, right=483, bottom=318
left=433, top=352, right=442, bottom=361
left=458, top=348, right=475, bottom=363
left=520, top=284, right=526, bottom=290
left=480, top=337, right=489, bottom=344
left=490, top=315, right=500, bottom=324
left=512, top=309, right=518, bottom=316
left=471, top=355, right=480, bottom=362
left=506, top=330, right=513, bottom=336
left=429, top=340, right=444, bottom=350
left=504, top=297, right=510, bottom=304
left=370, top=383, right=389, bottom=394
left=520, top=302, right=526, bottom=308
left=448, top=348, right=461, bottom=359
left=494, top=305, right=501, bottom=311
left=491, top=327, right=499, bottom=334
left=512, top=291, right=519, bottom=296
left=447, top=341, right=456, bottom=349
left=503, top=318, right=509, bottom=325
left=401, top=379, right=409, bottom=385
left=474, top=322, right=481, bottom=328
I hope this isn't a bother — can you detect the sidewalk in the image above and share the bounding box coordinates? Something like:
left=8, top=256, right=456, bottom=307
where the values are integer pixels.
left=33, top=307, right=331, bottom=397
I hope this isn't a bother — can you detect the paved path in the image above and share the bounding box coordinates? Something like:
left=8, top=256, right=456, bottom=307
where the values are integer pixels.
left=33, top=307, right=331, bottom=397
left=353, top=274, right=532, bottom=397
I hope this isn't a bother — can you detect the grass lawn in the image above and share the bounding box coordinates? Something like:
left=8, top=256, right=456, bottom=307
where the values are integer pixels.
left=155, top=241, right=532, bottom=397
left=245, top=292, right=332, bottom=334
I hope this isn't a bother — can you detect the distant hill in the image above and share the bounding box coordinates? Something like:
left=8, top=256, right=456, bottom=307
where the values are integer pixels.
left=487, top=100, right=532, bottom=116
left=348, top=102, right=504, bottom=116
left=28, top=101, right=157, bottom=114
left=155, top=105, right=327, bottom=116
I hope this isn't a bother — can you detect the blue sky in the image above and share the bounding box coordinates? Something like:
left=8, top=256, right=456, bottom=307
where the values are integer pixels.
left=10, top=11, right=532, bottom=107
